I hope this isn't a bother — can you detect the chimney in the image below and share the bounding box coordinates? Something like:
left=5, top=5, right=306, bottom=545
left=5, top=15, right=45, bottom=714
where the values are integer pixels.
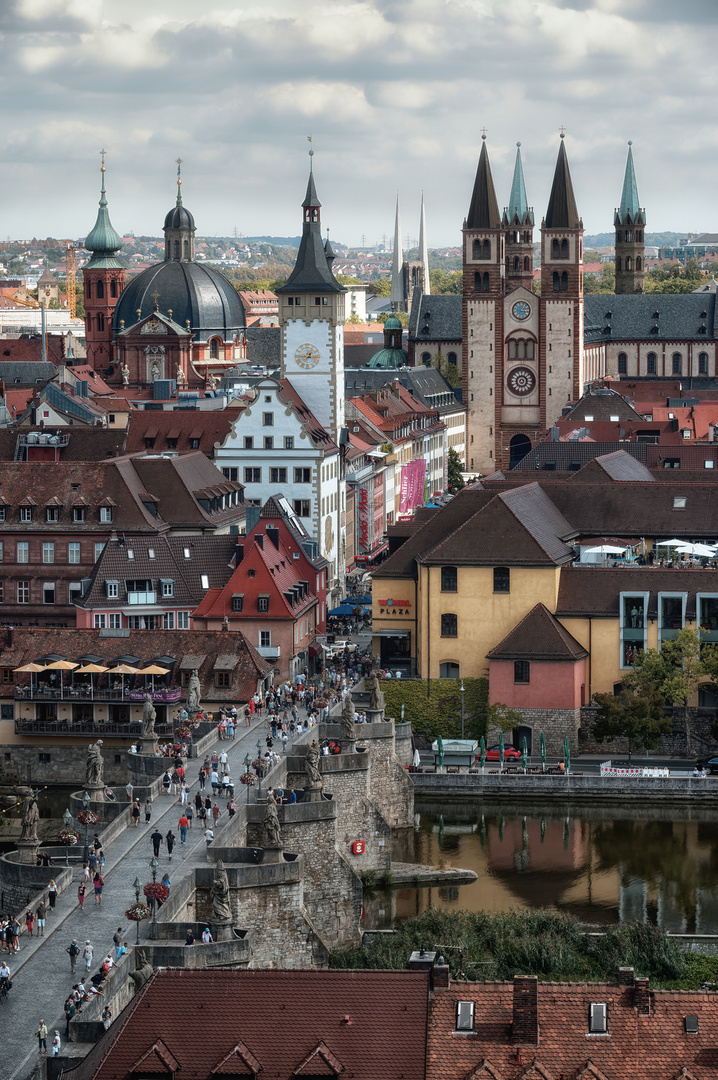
left=267, top=526, right=280, bottom=550
left=511, top=976, right=539, bottom=1045
left=255, top=534, right=263, bottom=550
left=6, top=627, right=13, bottom=648
left=633, top=977, right=651, bottom=1015
left=618, top=966, right=635, bottom=987
left=431, top=955, right=450, bottom=992
left=409, top=948, right=436, bottom=972
left=234, top=544, right=244, bottom=567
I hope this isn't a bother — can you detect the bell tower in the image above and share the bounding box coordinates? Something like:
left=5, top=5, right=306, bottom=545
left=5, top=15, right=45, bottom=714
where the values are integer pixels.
left=83, top=152, right=125, bottom=370
left=503, top=143, right=534, bottom=292
left=614, top=141, right=645, bottom=294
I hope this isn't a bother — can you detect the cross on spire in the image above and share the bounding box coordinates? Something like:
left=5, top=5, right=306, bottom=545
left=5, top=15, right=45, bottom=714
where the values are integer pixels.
left=100, top=148, right=106, bottom=173
left=151, top=290, right=160, bottom=311
left=481, top=126, right=487, bottom=140
left=559, top=126, right=566, bottom=138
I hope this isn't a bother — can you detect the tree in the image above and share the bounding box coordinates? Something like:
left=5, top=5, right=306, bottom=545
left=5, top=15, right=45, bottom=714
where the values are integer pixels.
left=429, top=268, right=462, bottom=294
left=627, top=628, right=704, bottom=709
left=485, top=702, right=525, bottom=733
left=377, top=309, right=409, bottom=327
left=592, top=684, right=670, bottom=762
left=369, top=276, right=391, bottom=297
left=447, top=448, right=465, bottom=493
left=583, top=262, right=615, bottom=294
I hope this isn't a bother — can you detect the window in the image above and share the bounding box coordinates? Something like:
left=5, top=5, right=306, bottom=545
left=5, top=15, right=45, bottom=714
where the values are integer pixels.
left=97, top=313, right=104, bottom=332
left=68, top=542, right=81, bottom=564
left=258, top=595, right=269, bottom=613
left=673, top=496, right=687, bottom=509
left=222, top=467, right=239, bottom=482
left=270, top=467, right=287, bottom=484
left=17, top=581, right=29, bottom=604
left=16, top=542, right=28, bottom=564
left=43, top=582, right=55, bottom=605
left=110, top=279, right=117, bottom=298
left=163, top=612, right=175, bottom=629
left=285, top=436, right=294, bottom=450
left=244, top=436, right=254, bottom=450
left=0, top=508, right=5, bottom=522
left=99, top=506, right=112, bottom=523
left=259, top=629, right=271, bottom=648
left=68, top=582, right=82, bottom=604
left=177, top=611, right=190, bottom=629
left=190, top=437, right=200, bottom=449
left=647, top=352, right=656, bottom=374
left=244, top=468, right=260, bottom=484
left=183, top=547, right=191, bottom=559
left=441, top=566, right=457, bottom=592
left=514, top=660, right=530, bottom=683
left=672, top=352, right=682, bottom=374
left=441, top=613, right=457, bottom=637
left=43, top=542, right=54, bottom=564
left=216, top=671, right=230, bottom=688
left=589, top=1003, right=607, bottom=1034
left=46, top=506, right=59, bottom=523
left=94, top=614, right=106, bottom=629
left=96, top=279, right=104, bottom=298
left=200, top=574, right=209, bottom=589
left=161, top=579, right=174, bottom=598
left=231, top=594, right=244, bottom=612
left=108, top=613, right=122, bottom=629
left=0, top=581, right=3, bottom=603
left=293, top=499, right=311, bottom=517
left=294, top=468, right=311, bottom=483
left=699, top=352, right=709, bottom=375
left=95, top=542, right=106, bottom=562
left=440, top=662, right=460, bottom=679
left=686, top=1015, right=699, bottom=1035
left=20, top=506, right=32, bottom=522
left=561, top=271, right=568, bottom=291
left=73, top=506, right=86, bottom=523
left=494, top=567, right=510, bottom=593
left=455, top=1001, right=475, bottom=1033
left=105, top=580, right=120, bottom=599
left=263, top=412, right=274, bottom=426
left=552, top=238, right=559, bottom=259
left=621, top=591, right=648, bottom=667
left=148, top=548, right=155, bottom=559
left=264, top=436, right=274, bottom=450
left=617, top=352, right=627, bottom=374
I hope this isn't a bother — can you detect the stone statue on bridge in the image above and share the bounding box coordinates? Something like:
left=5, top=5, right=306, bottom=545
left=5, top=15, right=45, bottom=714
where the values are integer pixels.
left=341, top=693, right=355, bottom=742
left=187, top=669, right=201, bottom=712
left=262, top=800, right=282, bottom=850
left=85, top=740, right=104, bottom=789
left=19, top=793, right=39, bottom=844
left=368, top=673, right=384, bottom=713
left=305, top=742, right=323, bottom=791
left=142, top=694, right=157, bottom=740
left=211, top=859, right=232, bottom=923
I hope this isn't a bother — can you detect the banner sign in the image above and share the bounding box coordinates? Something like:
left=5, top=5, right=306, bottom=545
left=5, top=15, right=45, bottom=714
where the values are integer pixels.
left=358, top=486, right=371, bottom=553
left=399, top=459, right=427, bottom=514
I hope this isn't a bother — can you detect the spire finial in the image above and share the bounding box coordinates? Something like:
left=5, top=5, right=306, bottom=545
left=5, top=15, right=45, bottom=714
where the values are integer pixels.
left=176, top=157, right=183, bottom=206
left=628, top=139, right=633, bottom=146
left=100, top=148, right=106, bottom=173
left=516, top=141, right=521, bottom=148
left=481, top=126, right=487, bottom=140
left=559, top=126, right=566, bottom=138
left=98, top=149, right=107, bottom=203
left=307, top=135, right=314, bottom=172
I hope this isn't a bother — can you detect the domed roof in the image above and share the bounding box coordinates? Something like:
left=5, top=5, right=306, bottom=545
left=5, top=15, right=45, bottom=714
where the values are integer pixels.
left=367, top=346, right=408, bottom=370
left=84, top=164, right=123, bottom=269
left=163, top=203, right=196, bottom=231
left=113, top=261, right=246, bottom=342
left=383, top=313, right=403, bottom=330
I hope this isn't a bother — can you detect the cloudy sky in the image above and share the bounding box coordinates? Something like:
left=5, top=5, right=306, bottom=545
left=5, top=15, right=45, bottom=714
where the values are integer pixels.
left=1, top=0, right=716, bottom=248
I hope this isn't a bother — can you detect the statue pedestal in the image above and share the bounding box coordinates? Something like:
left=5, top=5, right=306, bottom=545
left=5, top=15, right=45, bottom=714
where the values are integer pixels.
left=211, top=920, right=233, bottom=942
left=366, top=709, right=384, bottom=724
left=85, top=783, right=106, bottom=803
left=305, top=786, right=323, bottom=803
left=343, top=737, right=356, bottom=754
left=263, top=846, right=284, bottom=864
left=16, top=840, right=39, bottom=865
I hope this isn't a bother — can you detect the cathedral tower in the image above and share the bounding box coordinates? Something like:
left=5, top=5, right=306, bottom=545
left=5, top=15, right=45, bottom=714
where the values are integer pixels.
left=614, top=142, right=645, bottom=294
left=503, top=143, right=534, bottom=291
left=83, top=154, right=125, bottom=370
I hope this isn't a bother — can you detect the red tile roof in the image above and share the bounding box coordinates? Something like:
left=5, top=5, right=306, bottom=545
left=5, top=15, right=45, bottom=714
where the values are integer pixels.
left=486, top=602, right=588, bottom=661
left=64, top=968, right=430, bottom=1080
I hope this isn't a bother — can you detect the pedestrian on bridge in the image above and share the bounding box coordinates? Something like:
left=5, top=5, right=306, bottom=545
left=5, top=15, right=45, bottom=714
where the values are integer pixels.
left=165, top=829, right=176, bottom=860
left=150, top=829, right=164, bottom=857
left=178, top=814, right=188, bottom=844
left=144, top=799, right=152, bottom=824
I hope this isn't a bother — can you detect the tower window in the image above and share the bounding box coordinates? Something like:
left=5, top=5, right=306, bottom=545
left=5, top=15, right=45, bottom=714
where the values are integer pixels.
left=672, top=352, right=682, bottom=375
left=625, top=256, right=632, bottom=271
left=552, top=272, right=560, bottom=292
left=210, top=338, right=220, bottom=359
left=483, top=272, right=489, bottom=292
left=561, top=272, right=568, bottom=291
left=524, top=256, right=530, bottom=271
left=647, top=352, right=656, bottom=374
left=174, top=240, right=180, bottom=259
left=110, top=279, right=117, bottom=298
left=96, top=279, right=104, bottom=299
left=636, top=256, right=642, bottom=271
left=552, top=239, right=559, bottom=259
left=561, top=238, right=568, bottom=259
left=513, top=256, right=519, bottom=271
left=97, top=313, right=105, bottom=331
left=616, top=257, right=622, bottom=272
left=618, top=352, right=627, bottom=374
left=699, top=352, right=708, bottom=375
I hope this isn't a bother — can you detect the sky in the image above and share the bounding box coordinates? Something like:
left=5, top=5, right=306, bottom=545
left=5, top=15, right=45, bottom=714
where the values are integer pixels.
left=1, top=0, right=717, bottom=249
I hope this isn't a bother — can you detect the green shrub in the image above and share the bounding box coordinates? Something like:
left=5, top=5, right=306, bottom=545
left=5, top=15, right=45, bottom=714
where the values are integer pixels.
left=381, top=678, right=489, bottom=740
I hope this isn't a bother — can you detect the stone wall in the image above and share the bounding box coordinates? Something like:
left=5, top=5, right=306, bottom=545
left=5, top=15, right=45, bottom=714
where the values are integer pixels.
left=0, top=743, right=131, bottom=788
left=579, top=705, right=717, bottom=759
left=246, top=801, right=362, bottom=949
left=412, top=771, right=718, bottom=802
left=0, top=857, right=72, bottom=917
left=488, top=707, right=581, bottom=757
left=394, top=722, right=414, bottom=766
left=316, top=721, right=414, bottom=828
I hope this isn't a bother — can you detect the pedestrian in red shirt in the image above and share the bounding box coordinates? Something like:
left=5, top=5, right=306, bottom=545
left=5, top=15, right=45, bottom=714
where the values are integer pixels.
left=212, top=803, right=221, bottom=827
left=178, top=815, right=189, bottom=844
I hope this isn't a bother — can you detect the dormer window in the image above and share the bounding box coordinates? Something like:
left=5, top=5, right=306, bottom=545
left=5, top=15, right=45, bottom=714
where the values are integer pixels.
left=231, top=594, right=244, bottom=613
left=106, top=580, right=120, bottom=599
left=73, top=506, right=86, bottom=523
left=161, top=579, right=174, bottom=598
left=143, top=501, right=158, bottom=517
left=258, top=595, right=269, bottom=613
left=99, top=506, right=113, bottom=523
left=20, top=507, right=32, bottom=523
left=46, top=506, right=59, bottom=523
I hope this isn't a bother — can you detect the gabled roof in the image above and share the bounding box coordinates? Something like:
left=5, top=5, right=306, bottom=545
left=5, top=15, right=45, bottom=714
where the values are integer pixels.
left=512, top=441, right=648, bottom=472
left=129, top=1038, right=181, bottom=1075
left=278, top=379, right=339, bottom=451
left=561, top=387, right=645, bottom=423
left=584, top=293, right=716, bottom=343
left=466, top=139, right=501, bottom=230
left=487, top=603, right=587, bottom=661
left=544, top=138, right=580, bottom=229
left=409, top=293, right=462, bottom=344
left=125, top=407, right=244, bottom=457
left=572, top=451, right=655, bottom=482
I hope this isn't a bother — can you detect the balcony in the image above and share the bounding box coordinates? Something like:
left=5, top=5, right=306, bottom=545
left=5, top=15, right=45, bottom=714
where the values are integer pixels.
left=14, top=717, right=177, bottom=738
left=15, top=685, right=182, bottom=704
left=127, top=591, right=156, bottom=605
left=257, top=645, right=281, bottom=660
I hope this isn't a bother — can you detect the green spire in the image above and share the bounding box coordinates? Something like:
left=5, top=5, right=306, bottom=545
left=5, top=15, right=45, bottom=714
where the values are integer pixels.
left=619, top=141, right=641, bottom=220
left=507, top=142, right=530, bottom=221
left=84, top=150, right=123, bottom=269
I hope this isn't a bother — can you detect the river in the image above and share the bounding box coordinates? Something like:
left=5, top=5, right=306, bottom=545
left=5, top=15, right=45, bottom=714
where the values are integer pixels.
left=364, top=796, right=718, bottom=934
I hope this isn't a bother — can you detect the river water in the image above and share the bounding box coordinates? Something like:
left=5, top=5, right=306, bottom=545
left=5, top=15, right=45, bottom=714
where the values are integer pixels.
left=365, top=797, right=718, bottom=934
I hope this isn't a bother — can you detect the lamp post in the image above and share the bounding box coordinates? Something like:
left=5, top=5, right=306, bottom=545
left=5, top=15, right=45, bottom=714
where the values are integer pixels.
left=81, top=790, right=92, bottom=864
left=62, top=808, right=73, bottom=867
left=133, top=876, right=142, bottom=944
left=256, top=739, right=263, bottom=799
left=149, top=855, right=159, bottom=940
left=460, top=680, right=465, bottom=740
left=244, top=753, right=252, bottom=804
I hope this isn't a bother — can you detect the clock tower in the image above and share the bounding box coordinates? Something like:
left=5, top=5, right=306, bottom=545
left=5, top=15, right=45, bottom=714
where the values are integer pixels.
left=276, top=161, right=346, bottom=444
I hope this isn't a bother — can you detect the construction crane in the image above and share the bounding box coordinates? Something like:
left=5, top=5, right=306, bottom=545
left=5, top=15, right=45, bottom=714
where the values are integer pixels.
left=65, top=243, right=77, bottom=318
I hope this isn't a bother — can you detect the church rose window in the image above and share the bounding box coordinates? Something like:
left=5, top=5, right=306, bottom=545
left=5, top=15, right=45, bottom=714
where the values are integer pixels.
left=507, top=367, right=536, bottom=397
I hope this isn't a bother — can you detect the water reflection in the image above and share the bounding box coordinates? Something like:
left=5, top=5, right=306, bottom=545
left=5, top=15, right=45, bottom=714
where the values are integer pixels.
left=368, top=799, right=718, bottom=934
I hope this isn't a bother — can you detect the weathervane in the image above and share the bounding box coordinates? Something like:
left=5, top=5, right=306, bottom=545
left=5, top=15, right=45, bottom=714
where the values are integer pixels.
left=307, top=135, right=314, bottom=170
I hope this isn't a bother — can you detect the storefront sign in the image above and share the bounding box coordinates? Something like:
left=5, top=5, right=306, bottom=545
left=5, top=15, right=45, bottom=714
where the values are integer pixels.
left=377, top=597, right=412, bottom=615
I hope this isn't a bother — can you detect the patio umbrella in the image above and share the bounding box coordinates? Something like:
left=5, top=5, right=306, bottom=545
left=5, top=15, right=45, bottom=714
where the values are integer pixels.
left=44, top=659, right=78, bottom=695
left=540, top=731, right=546, bottom=773
left=108, top=664, right=139, bottom=697
left=677, top=543, right=715, bottom=558
left=412, top=748, right=421, bottom=769
left=140, top=664, right=170, bottom=692
left=581, top=544, right=627, bottom=555
left=656, top=539, right=689, bottom=547
left=14, top=662, right=46, bottom=698
left=479, top=735, right=486, bottom=770
left=499, top=730, right=505, bottom=771
left=521, top=736, right=528, bottom=773
left=75, top=663, right=108, bottom=700
left=436, top=735, right=444, bottom=772
left=564, top=736, right=571, bottom=775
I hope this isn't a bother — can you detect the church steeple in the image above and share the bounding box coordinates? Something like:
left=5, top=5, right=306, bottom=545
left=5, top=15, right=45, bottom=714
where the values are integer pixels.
left=541, top=135, right=583, bottom=298
left=418, top=193, right=430, bottom=296
left=390, top=194, right=404, bottom=308
left=277, top=161, right=343, bottom=294
left=614, top=141, right=645, bottom=294
left=163, top=159, right=196, bottom=262
left=466, top=136, right=501, bottom=230
left=463, top=135, right=504, bottom=298
left=83, top=152, right=126, bottom=369
left=84, top=152, right=123, bottom=269
left=503, top=142, right=534, bottom=290
left=544, top=136, right=580, bottom=229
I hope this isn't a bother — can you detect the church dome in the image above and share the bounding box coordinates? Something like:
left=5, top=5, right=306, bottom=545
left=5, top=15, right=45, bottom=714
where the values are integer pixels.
left=163, top=203, right=196, bottom=231
left=383, top=314, right=403, bottom=330
left=367, top=346, right=408, bottom=369
left=113, top=261, right=246, bottom=342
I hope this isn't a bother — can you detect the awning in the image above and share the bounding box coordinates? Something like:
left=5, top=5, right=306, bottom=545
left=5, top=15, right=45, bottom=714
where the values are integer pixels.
left=179, top=654, right=207, bottom=670
left=355, top=543, right=389, bottom=563
left=328, top=604, right=356, bottom=617
left=375, top=629, right=411, bottom=637
left=213, top=654, right=238, bottom=671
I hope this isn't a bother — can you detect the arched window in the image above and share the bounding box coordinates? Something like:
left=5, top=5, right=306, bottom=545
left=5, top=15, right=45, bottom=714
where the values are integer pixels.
left=672, top=352, right=682, bottom=374
left=210, top=338, right=220, bottom=359
left=616, top=230, right=623, bottom=243
left=509, top=340, right=516, bottom=359
left=616, top=257, right=622, bottom=272
left=699, top=352, right=709, bottom=374
left=517, top=340, right=525, bottom=359
left=447, top=351, right=457, bottom=364
left=86, top=280, right=91, bottom=297
left=647, top=352, right=656, bottom=374
left=474, top=271, right=483, bottom=292
left=626, top=230, right=633, bottom=243
left=560, top=238, right=568, bottom=259
left=493, top=567, right=510, bottom=593
left=97, top=313, right=104, bottom=332
left=636, top=256, right=642, bottom=271
left=513, top=256, right=520, bottom=271
left=183, top=240, right=189, bottom=259
left=173, top=240, right=180, bottom=259
left=524, top=256, right=531, bottom=271
left=526, top=340, right=534, bottom=359
left=552, top=271, right=560, bottom=292
left=618, top=352, right=627, bottom=374
left=561, top=271, right=568, bottom=291
left=551, top=239, right=560, bottom=259
left=439, top=662, right=460, bottom=679
left=483, top=272, right=490, bottom=292
left=96, top=279, right=104, bottom=299
left=524, top=232, right=531, bottom=244
left=483, top=239, right=490, bottom=259
left=421, top=352, right=431, bottom=363
left=625, top=256, right=632, bottom=271
left=110, top=279, right=117, bottom=298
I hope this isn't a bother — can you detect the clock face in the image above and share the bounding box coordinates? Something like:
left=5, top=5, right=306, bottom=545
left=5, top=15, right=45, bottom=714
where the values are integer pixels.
left=511, top=300, right=531, bottom=321
left=507, top=366, right=536, bottom=397
left=295, top=343, right=320, bottom=369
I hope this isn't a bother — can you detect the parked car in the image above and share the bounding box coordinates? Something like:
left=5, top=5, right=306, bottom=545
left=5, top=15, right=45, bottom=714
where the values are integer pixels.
left=697, top=756, right=718, bottom=775
left=477, top=744, right=522, bottom=762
